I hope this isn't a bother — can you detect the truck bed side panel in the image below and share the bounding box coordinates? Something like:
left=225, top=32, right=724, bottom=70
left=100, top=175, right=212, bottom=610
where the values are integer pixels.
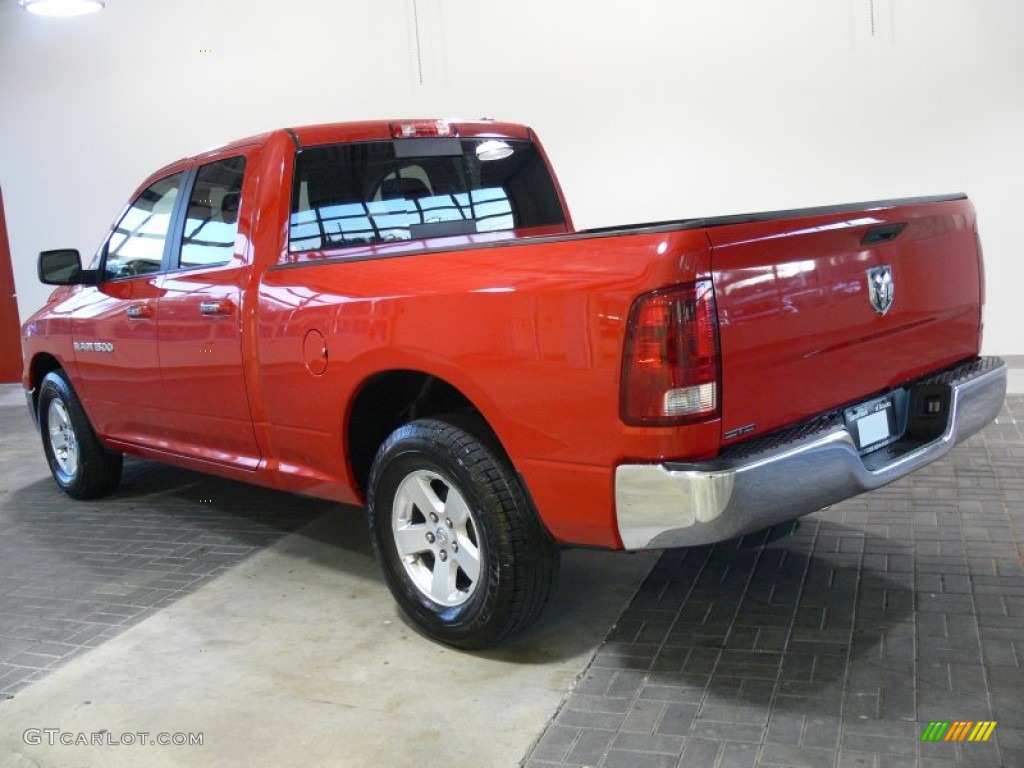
left=255, top=230, right=716, bottom=548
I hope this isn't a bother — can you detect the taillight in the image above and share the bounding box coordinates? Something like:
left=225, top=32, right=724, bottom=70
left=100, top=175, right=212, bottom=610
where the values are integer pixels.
left=621, top=281, right=720, bottom=426
left=390, top=120, right=458, bottom=138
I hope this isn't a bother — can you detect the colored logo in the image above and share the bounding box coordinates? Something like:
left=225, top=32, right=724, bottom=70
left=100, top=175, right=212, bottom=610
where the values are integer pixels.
left=921, top=721, right=997, bottom=742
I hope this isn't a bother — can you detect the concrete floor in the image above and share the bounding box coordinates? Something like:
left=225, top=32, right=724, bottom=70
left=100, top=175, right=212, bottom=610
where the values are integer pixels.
left=0, top=517, right=655, bottom=768
left=0, top=365, right=1021, bottom=767
left=0, top=391, right=656, bottom=767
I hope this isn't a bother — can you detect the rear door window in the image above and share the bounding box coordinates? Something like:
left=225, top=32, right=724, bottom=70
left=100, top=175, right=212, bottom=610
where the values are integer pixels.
left=178, top=156, right=247, bottom=269
left=289, top=139, right=564, bottom=253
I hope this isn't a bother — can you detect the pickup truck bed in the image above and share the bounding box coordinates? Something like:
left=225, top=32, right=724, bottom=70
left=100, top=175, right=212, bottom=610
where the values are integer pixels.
left=21, top=120, right=1006, bottom=647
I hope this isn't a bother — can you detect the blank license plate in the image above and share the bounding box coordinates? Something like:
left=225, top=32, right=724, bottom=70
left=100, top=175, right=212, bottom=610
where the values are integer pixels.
left=846, top=396, right=898, bottom=452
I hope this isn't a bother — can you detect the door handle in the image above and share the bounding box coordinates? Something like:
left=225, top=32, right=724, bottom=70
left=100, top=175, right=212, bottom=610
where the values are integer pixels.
left=125, top=304, right=153, bottom=319
left=199, top=299, right=233, bottom=317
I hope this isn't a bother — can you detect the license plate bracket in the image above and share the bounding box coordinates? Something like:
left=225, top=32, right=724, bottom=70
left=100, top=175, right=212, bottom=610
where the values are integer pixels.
left=845, top=394, right=900, bottom=453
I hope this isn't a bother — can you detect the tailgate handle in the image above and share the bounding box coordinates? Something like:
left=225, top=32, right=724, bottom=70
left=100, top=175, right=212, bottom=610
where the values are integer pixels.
left=861, top=223, right=907, bottom=245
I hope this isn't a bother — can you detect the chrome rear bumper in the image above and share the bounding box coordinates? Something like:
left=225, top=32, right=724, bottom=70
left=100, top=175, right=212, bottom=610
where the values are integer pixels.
left=615, top=357, right=1007, bottom=550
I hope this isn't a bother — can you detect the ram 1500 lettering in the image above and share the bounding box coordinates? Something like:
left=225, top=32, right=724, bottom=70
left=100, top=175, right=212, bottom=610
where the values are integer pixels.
left=21, top=119, right=1007, bottom=647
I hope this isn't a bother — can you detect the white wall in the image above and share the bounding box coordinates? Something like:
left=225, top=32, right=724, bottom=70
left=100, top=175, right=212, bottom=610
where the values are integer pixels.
left=1, top=0, right=1021, bottom=353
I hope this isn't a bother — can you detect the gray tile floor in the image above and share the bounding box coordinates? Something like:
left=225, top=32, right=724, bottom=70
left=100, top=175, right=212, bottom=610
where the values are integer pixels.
left=1, top=390, right=1021, bottom=767
left=526, top=395, right=1024, bottom=768
left=0, top=404, right=330, bottom=699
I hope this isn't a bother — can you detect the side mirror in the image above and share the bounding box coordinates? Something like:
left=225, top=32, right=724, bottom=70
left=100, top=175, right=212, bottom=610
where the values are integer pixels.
left=38, top=249, right=91, bottom=285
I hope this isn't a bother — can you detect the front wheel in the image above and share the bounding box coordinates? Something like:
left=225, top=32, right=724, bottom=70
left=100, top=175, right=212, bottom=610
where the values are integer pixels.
left=38, top=370, right=122, bottom=499
left=367, top=418, right=559, bottom=649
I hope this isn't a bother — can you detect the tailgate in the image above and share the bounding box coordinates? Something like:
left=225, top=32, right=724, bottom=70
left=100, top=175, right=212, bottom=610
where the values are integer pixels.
left=709, top=195, right=982, bottom=443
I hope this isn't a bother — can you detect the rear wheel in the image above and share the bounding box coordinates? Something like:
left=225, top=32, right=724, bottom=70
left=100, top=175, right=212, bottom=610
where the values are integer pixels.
left=38, top=370, right=122, bottom=499
left=367, top=418, right=559, bottom=649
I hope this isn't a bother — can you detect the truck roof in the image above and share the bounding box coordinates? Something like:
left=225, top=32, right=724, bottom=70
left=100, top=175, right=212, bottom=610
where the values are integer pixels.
left=143, top=119, right=535, bottom=180
left=211, top=119, right=532, bottom=154
left=290, top=119, right=532, bottom=147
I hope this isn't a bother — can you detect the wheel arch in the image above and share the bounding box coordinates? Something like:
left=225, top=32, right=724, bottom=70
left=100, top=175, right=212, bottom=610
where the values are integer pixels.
left=345, top=369, right=505, bottom=498
left=27, top=352, right=65, bottom=417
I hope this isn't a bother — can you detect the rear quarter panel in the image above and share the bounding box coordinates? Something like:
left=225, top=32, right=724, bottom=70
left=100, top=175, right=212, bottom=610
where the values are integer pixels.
left=255, top=230, right=718, bottom=546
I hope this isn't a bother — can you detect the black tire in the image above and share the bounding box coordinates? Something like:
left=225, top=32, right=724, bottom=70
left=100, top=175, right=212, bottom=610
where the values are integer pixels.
left=38, top=370, right=122, bottom=500
left=367, top=418, right=560, bottom=649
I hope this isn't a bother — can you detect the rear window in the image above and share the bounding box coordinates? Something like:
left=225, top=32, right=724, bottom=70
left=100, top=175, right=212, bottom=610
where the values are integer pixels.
left=289, top=138, right=565, bottom=253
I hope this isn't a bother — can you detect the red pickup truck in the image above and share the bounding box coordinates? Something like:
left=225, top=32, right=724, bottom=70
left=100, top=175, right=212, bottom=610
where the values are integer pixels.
left=21, top=119, right=1006, bottom=647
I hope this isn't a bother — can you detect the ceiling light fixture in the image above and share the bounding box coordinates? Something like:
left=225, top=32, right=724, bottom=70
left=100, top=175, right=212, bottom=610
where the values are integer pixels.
left=19, top=0, right=105, bottom=18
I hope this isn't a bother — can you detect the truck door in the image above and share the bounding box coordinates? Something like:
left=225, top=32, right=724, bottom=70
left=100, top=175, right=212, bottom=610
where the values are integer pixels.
left=72, top=170, right=185, bottom=443
left=155, top=152, right=261, bottom=468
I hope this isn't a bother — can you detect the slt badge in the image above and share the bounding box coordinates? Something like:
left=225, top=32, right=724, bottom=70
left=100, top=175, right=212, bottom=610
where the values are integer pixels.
left=867, top=265, right=894, bottom=316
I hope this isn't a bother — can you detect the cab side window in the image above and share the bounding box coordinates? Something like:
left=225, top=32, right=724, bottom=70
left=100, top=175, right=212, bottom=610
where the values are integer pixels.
left=103, top=173, right=184, bottom=280
left=178, top=156, right=246, bottom=269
